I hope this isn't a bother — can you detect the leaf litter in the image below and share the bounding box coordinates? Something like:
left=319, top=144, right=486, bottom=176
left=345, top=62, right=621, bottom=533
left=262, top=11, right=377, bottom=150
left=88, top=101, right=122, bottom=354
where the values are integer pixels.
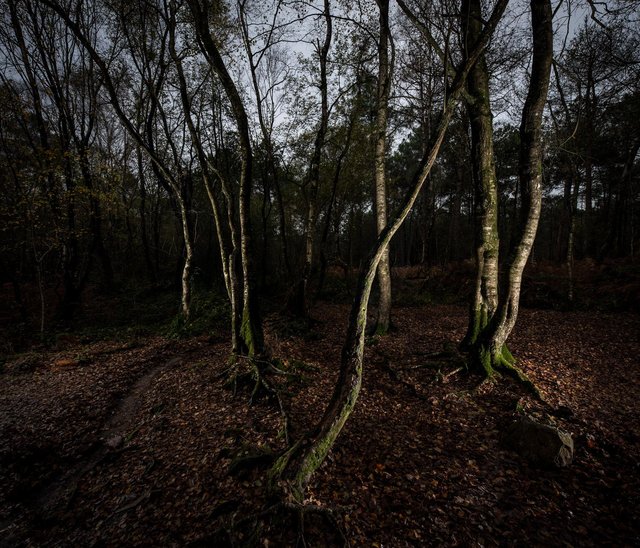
left=0, top=303, right=638, bottom=546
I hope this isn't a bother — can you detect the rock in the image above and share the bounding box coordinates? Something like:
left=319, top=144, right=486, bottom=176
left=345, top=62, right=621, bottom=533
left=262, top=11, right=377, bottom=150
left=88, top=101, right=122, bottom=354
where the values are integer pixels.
left=105, top=435, right=124, bottom=449
left=503, top=416, right=574, bottom=467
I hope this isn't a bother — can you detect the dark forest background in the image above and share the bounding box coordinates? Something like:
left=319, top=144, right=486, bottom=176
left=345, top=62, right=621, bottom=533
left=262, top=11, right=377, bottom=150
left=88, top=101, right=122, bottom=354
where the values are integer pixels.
left=1, top=0, right=638, bottom=354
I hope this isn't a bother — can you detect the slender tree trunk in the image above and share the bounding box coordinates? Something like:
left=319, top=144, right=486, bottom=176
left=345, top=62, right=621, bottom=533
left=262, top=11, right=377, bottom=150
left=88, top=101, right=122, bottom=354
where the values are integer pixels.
left=78, top=147, right=114, bottom=291
left=188, top=0, right=264, bottom=356
left=168, top=14, right=239, bottom=344
left=260, top=172, right=271, bottom=288
left=601, top=138, right=640, bottom=257
left=57, top=140, right=87, bottom=322
left=176, top=188, right=194, bottom=320
left=238, top=4, right=292, bottom=279
left=583, top=73, right=595, bottom=256
left=288, top=0, right=332, bottom=317
left=316, top=114, right=355, bottom=298
left=566, top=163, right=580, bottom=302
left=136, top=147, right=156, bottom=281
left=373, top=0, right=393, bottom=335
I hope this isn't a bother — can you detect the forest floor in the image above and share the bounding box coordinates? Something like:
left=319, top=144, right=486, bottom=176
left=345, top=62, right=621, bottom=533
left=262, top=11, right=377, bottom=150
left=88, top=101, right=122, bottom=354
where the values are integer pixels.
left=1, top=299, right=639, bottom=546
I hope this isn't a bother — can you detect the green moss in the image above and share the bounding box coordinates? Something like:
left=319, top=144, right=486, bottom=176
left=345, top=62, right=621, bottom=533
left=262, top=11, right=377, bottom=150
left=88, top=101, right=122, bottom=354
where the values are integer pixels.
left=267, top=441, right=301, bottom=492
left=501, top=343, right=515, bottom=365
left=464, top=305, right=489, bottom=348
left=239, top=307, right=255, bottom=357
left=293, top=431, right=338, bottom=499
left=477, top=345, right=496, bottom=377
left=474, top=341, right=542, bottom=399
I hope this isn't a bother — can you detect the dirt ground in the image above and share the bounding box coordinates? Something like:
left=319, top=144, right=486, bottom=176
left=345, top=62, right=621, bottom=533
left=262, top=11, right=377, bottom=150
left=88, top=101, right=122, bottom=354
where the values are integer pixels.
left=1, top=302, right=639, bottom=546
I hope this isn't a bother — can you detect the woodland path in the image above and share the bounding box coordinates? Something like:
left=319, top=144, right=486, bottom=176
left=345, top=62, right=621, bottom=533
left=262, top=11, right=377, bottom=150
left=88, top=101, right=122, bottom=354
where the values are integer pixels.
left=32, top=354, right=185, bottom=521
left=0, top=337, right=213, bottom=546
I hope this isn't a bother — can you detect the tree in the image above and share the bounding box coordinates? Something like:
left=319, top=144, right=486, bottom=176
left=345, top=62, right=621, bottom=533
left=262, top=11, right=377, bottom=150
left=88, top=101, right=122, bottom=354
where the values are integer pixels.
left=372, top=0, right=393, bottom=335
left=460, top=0, right=500, bottom=348
left=187, top=0, right=266, bottom=356
left=472, top=0, right=553, bottom=384
left=270, top=0, right=509, bottom=500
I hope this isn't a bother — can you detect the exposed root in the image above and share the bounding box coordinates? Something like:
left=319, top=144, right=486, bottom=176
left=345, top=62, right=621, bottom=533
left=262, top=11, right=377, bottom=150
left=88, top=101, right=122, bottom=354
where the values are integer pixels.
left=228, top=444, right=277, bottom=476
left=267, top=440, right=303, bottom=494
left=494, top=358, right=544, bottom=401
left=211, top=500, right=349, bottom=547
left=283, top=502, right=349, bottom=548
left=375, top=344, right=464, bottom=399
left=223, top=355, right=296, bottom=447
left=443, top=366, right=465, bottom=380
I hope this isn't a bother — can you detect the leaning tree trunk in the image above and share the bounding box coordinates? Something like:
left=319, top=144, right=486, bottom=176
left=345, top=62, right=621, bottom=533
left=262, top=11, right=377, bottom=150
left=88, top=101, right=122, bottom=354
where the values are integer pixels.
left=269, top=0, right=509, bottom=499
left=271, top=107, right=455, bottom=500
left=461, top=0, right=500, bottom=350
left=373, top=0, right=393, bottom=335
left=473, top=0, right=553, bottom=381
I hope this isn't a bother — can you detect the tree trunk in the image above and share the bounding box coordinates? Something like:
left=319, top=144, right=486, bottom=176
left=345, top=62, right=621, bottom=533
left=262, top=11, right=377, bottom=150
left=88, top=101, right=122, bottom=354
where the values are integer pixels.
left=461, top=0, right=500, bottom=349
left=177, top=193, right=194, bottom=320
left=168, top=12, right=239, bottom=345
left=188, top=0, right=265, bottom=356
left=317, top=112, right=356, bottom=299
left=78, top=147, right=114, bottom=291
left=601, top=138, right=640, bottom=257
left=566, top=163, right=580, bottom=302
left=136, top=147, right=156, bottom=281
left=289, top=0, right=332, bottom=318
left=373, top=0, right=393, bottom=335
left=473, top=0, right=553, bottom=380
left=270, top=0, right=509, bottom=497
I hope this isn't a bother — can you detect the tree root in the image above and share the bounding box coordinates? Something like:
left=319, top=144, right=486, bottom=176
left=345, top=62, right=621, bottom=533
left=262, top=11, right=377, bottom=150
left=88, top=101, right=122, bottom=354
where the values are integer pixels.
left=211, top=500, right=349, bottom=547
left=267, top=440, right=303, bottom=492
left=493, top=355, right=544, bottom=401
left=222, top=355, right=296, bottom=447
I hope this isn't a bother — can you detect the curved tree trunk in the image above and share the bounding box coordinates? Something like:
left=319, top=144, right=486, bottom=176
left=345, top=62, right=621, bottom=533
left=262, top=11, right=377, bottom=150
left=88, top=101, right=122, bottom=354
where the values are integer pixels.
left=168, top=10, right=240, bottom=347
left=270, top=0, right=509, bottom=499
left=177, top=194, right=195, bottom=320
left=188, top=0, right=265, bottom=356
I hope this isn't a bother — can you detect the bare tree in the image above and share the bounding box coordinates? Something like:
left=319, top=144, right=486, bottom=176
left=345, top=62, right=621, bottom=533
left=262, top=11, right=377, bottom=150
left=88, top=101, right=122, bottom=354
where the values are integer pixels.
left=269, top=0, right=509, bottom=500
left=372, top=0, right=393, bottom=335
left=473, top=0, right=553, bottom=388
